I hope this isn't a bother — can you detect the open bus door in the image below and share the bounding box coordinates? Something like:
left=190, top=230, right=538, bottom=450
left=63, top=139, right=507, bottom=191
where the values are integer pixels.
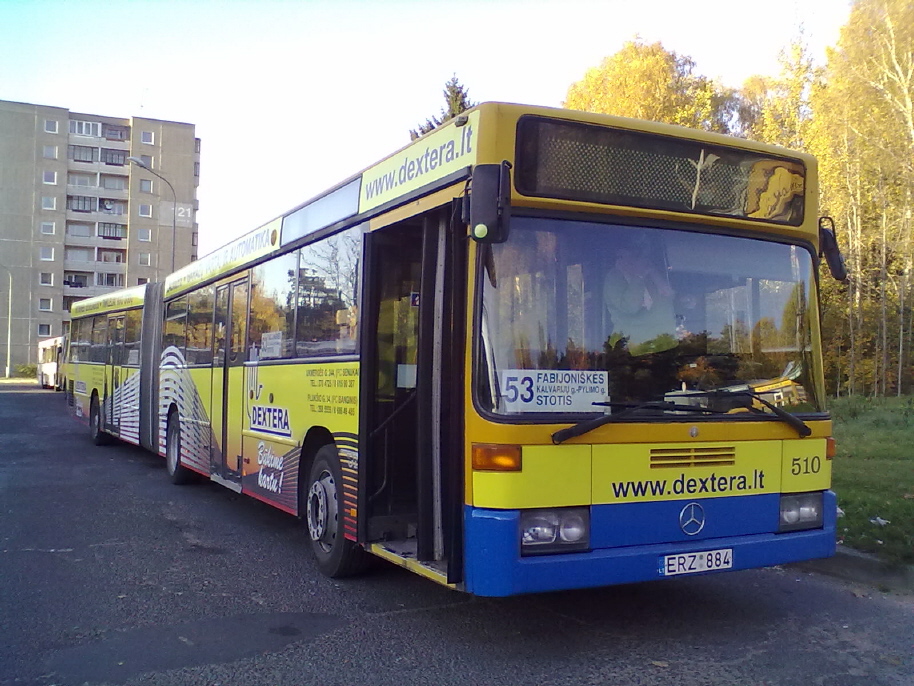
left=103, top=315, right=125, bottom=435
left=210, top=279, right=248, bottom=491
left=359, top=206, right=466, bottom=584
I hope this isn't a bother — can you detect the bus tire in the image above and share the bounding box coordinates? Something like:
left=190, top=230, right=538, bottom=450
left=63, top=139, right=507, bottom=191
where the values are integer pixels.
left=89, top=396, right=111, bottom=446
left=305, top=444, right=369, bottom=578
left=165, top=411, right=195, bottom=485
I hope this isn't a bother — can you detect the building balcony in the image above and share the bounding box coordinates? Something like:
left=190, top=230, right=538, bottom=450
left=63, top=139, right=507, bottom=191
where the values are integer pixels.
left=94, top=260, right=127, bottom=273
left=66, top=208, right=129, bottom=224
left=62, top=283, right=108, bottom=298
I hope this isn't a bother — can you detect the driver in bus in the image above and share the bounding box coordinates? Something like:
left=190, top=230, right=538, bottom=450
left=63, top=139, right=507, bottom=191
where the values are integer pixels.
left=604, top=234, right=678, bottom=356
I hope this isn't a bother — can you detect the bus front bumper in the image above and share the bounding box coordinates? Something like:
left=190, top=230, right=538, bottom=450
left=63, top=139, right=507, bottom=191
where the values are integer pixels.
left=463, top=491, right=837, bottom=597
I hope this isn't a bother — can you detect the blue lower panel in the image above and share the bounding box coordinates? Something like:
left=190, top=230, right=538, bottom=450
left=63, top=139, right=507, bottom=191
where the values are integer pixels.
left=463, top=491, right=837, bottom=597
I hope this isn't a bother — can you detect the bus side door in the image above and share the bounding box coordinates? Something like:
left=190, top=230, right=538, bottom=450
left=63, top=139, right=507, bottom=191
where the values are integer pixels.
left=210, top=279, right=248, bottom=488
left=104, top=315, right=125, bottom=434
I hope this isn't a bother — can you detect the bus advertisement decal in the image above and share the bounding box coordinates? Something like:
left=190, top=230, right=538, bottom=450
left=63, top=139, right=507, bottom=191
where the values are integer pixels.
left=241, top=437, right=299, bottom=514
left=359, top=110, right=480, bottom=213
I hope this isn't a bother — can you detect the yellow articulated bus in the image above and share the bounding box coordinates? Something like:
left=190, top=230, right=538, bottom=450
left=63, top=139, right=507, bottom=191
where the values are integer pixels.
left=68, top=102, right=847, bottom=596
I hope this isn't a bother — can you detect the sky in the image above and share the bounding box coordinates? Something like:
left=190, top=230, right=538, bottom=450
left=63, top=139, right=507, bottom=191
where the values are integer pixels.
left=0, top=0, right=853, bottom=256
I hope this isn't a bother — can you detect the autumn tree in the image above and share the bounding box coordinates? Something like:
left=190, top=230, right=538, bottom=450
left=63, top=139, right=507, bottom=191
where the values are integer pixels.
left=809, top=0, right=914, bottom=396
left=410, top=75, right=476, bottom=140
left=740, top=39, right=817, bottom=148
left=563, top=40, right=739, bottom=134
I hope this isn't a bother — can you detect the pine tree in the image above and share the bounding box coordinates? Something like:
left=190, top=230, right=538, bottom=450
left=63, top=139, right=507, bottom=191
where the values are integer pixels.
left=410, top=75, right=476, bottom=140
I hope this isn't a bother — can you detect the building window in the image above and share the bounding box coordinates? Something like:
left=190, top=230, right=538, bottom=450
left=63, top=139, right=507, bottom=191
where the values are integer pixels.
left=100, top=148, right=126, bottom=166
left=43, top=171, right=57, bottom=185
left=192, top=232, right=198, bottom=246
left=66, top=223, right=92, bottom=237
left=139, top=204, right=153, bottom=218
left=69, top=120, right=101, bottom=137
left=40, top=247, right=54, bottom=261
left=39, top=298, right=52, bottom=311
left=68, top=173, right=95, bottom=187
left=137, top=227, right=152, bottom=241
left=68, top=145, right=99, bottom=163
left=99, top=199, right=126, bottom=215
left=139, top=154, right=153, bottom=168
left=40, top=221, right=55, bottom=235
left=103, top=124, right=129, bottom=140
left=137, top=277, right=149, bottom=285
left=38, top=324, right=52, bottom=337
left=97, top=273, right=124, bottom=287
left=43, top=145, right=58, bottom=159
left=139, top=253, right=151, bottom=266
left=140, top=178, right=153, bottom=193
left=99, top=249, right=125, bottom=263
left=64, top=272, right=90, bottom=288
left=98, top=222, right=126, bottom=239
left=68, top=195, right=95, bottom=212
left=194, top=138, right=201, bottom=153
left=44, top=120, right=58, bottom=134
left=41, top=196, right=56, bottom=210
left=40, top=273, right=54, bottom=286
left=65, top=247, right=93, bottom=262
left=101, top=175, right=127, bottom=190
left=141, top=131, right=155, bottom=144
left=194, top=162, right=200, bottom=177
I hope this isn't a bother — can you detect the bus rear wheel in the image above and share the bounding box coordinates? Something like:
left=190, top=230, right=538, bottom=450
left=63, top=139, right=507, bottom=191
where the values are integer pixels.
left=89, top=396, right=110, bottom=446
left=165, top=411, right=195, bottom=485
left=305, top=444, right=369, bottom=578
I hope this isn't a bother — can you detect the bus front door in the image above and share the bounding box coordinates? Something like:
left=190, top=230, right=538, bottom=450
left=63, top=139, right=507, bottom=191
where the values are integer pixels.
left=360, top=207, right=465, bottom=582
left=103, top=315, right=125, bottom=435
left=210, top=279, right=248, bottom=491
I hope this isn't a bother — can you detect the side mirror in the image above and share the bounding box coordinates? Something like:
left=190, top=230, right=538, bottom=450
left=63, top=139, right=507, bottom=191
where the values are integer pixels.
left=818, top=216, right=848, bottom=283
left=469, top=161, right=512, bottom=244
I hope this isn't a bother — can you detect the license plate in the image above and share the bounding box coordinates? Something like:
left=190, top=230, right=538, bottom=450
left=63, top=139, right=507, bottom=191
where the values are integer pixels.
left=661, top=548, right=733, bottom=576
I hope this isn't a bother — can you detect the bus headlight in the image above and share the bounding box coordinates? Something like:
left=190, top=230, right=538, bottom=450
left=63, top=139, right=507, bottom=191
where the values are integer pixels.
left=520, top=507, right=589, bottom=555
left=779, top=492, right=824, bottom=532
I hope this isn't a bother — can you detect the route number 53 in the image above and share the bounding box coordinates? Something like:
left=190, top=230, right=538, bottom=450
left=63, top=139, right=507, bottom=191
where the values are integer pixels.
left=505, top=376, right=534, bottom=403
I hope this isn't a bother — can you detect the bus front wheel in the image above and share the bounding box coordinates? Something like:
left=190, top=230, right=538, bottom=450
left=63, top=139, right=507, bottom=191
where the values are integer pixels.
left=305, top=445, right=369, bottom=578
left=165, top=412, right=195, bottom=485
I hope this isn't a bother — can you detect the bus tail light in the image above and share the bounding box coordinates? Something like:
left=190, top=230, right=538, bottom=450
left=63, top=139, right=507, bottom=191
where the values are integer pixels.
left=778, top=492, right=824, bottom=532
left=826, top=436, right=837, bottom=460
left=472, top=443, right=522, bottom=471
left=520, top=507, right=590, bottom=555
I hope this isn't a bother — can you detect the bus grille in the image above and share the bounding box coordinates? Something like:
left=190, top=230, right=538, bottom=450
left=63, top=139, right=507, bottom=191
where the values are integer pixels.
left=650, top=446, right=736, bottom=469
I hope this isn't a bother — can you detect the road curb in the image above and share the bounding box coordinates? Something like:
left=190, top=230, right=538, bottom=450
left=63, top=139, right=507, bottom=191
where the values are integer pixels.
left=790, top=546, right=914, bottom=593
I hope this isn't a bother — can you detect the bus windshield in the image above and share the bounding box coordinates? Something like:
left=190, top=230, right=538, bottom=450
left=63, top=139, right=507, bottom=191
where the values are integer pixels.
left=477, top=217, right=821, bottom=416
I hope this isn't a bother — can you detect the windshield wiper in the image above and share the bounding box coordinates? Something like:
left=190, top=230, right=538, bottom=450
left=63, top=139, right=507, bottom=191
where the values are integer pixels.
left=692, top=389, right=812, bottom=438
left=551, top=401, right=717, bottom=445
left=550, top=390, right=812, bottom=445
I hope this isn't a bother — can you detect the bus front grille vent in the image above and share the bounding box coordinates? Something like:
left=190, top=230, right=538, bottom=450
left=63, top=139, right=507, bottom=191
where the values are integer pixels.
left=650, top=446, right=736, bottom=469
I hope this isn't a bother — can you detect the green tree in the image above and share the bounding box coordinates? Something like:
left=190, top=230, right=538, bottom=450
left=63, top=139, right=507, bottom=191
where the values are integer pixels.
left=563, top=40, right=738, bottom=134
left=410, top=75, right=476, bottom=140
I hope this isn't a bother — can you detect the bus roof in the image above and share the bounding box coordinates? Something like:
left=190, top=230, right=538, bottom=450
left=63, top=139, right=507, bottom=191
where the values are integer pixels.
left=160, top=102, right=814, bottom=299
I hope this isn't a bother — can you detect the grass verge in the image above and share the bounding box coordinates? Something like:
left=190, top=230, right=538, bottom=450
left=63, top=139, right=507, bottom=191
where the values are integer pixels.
left=829, top=396, right=914, bottom=565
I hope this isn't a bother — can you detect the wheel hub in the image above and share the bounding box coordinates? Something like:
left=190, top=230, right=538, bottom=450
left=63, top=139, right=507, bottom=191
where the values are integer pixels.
left=307, top=472, right=337, bottom=550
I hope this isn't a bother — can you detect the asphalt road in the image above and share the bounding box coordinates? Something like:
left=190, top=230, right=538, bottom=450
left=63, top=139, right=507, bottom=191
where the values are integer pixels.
left=1, top=382, right=912, bottom=686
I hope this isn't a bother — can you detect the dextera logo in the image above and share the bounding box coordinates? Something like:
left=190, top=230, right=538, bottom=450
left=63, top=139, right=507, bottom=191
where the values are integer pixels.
left=679, top=502, right=706, bottom=536
left=250, top=405, right=292, bottom=437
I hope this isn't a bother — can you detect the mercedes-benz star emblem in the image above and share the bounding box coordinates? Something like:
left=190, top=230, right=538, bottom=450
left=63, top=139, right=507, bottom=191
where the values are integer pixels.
left=679, top=502, right=705, bottom=536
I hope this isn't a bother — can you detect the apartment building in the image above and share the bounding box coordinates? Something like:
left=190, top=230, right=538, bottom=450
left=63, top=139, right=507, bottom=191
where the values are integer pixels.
left=0, top=99, right=200, bottom=372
